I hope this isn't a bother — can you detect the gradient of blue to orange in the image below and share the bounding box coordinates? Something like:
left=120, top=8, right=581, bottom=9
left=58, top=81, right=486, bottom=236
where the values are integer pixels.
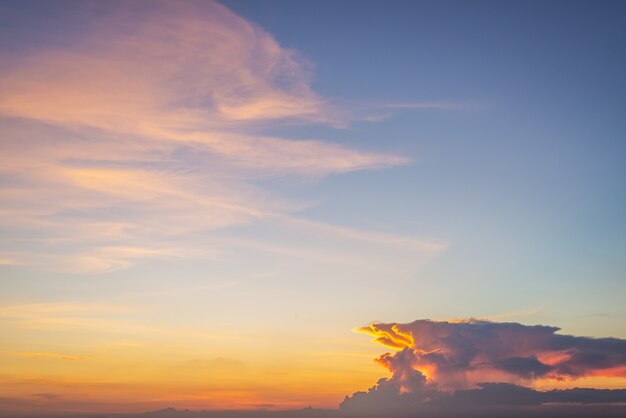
left=0, top=0, right=625, bottom=413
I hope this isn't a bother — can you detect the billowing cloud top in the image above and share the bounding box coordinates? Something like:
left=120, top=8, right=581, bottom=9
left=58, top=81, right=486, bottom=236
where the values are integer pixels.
left=359, top=319, right=626, bottom=388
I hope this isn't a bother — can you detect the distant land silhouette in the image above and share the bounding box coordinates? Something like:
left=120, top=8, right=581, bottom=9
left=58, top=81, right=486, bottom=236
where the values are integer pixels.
left=2, top=385, right=626, bottom=418
left=2, top=403, right=626, bottom=418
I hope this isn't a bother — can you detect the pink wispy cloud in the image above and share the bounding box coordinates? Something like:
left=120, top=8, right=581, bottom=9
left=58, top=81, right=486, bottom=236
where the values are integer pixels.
left=0, top=0, right=446, bottom=273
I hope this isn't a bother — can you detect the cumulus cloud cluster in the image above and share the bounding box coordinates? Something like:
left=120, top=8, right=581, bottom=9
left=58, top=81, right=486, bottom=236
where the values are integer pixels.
left=361, top=319, right=626, bottom=387
left=341, top=319, right=626, bottom=415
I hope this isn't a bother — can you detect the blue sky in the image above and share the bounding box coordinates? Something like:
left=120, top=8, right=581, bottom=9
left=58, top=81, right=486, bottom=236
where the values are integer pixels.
left=221, top=0, right=626, bottom=332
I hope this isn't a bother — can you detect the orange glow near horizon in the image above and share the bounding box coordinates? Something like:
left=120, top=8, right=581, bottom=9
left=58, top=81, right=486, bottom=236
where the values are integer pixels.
left=0, top=304, right=389, bottom=413
left=0, top=346, right=385, bottom=413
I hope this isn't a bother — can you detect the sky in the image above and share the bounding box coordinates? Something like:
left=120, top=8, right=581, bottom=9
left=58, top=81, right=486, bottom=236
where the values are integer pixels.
left=0, top=0, right=625, bottom=414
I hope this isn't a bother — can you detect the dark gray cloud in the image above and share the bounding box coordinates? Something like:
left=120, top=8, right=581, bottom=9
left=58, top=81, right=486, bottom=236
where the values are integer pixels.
left=494, top=356, right=553, bottom=378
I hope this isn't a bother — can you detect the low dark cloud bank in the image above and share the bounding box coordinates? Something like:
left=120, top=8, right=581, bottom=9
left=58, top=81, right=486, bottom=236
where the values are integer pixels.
left=3, top=402, right=626, bottom=418
left=341, top=382, right=626, bottom=415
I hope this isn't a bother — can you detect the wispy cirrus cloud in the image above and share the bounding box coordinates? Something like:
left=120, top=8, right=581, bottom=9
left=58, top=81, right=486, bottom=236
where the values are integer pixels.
left=0, top=302, right=134, bottom=316
left=14, top=352, right=87, bottom=361
left=0, top=0, right=446, bottom=273
left=381, top=102, right=466, bottom=110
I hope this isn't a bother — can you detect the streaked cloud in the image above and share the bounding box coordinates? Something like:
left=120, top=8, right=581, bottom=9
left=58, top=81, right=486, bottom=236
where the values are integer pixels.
left=0, top=0, right=441, bottom=273
left=14, top=352, right=87, bottom=361
left=381, top=101, right=466, bottom=110
left=0, top=302, right=135, bottom=317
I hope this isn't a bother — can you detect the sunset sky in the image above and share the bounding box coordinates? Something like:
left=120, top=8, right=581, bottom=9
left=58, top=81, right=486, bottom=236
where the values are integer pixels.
left=1, top=0, right=625, bottom=414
